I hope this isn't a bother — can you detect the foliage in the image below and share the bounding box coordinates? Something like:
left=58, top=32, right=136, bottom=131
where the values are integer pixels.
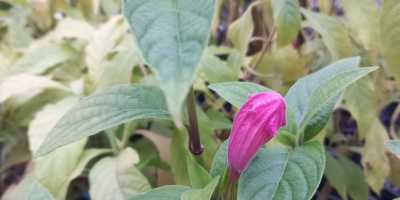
left=0, top=0, right=400, bottom=200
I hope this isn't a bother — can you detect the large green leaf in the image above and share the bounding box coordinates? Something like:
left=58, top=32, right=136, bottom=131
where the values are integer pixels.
left=271, top=0, right=301, bottom=47
left=89, top=148, right=151, bottom=200
left=208, top=81, right=271, bottom=108
left=36, top=85, right=170, bottom=156
left=238, top=141, right=325, bottom=200
left=123, top=0, right=215, bottom=121
left=301, top=9, right=352, bottom=60
left=386, top=140, right=400, bottom=157
left=325, top=153, right=369, bottom=200
left=285, top=57, right=378, bottom=141
left=380, top=0, right=400, bottom=87
left=130, top=185, right=190, bottom=200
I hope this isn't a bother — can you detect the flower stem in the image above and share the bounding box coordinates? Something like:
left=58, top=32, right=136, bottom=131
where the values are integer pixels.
left=186, top=87, right=203, bottom=155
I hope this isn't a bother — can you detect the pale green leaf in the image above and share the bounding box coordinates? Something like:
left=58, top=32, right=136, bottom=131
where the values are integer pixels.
left=123, top=0, right=215, bottom=121
left=380, top=0, right=400, bottom=87
left=208, top=81, right=271, bottom=108
left=341, top=0, right=380, bottom=50
left=0, top=74, right=69, bottom=103
left=238, top=141, right=325, bottom=200
left=343, top=77, right=380, bottom=138
left=33, top=139, right=87, bottom=199
left=181, top=177, right=220, bottom=200
left=85, top=15, right=141, bottom=91
left=28, top=97, right=79, bottom=153
left=272, top=0, right=301, bottom=47
left=386, top=140, right=400, bottom=157
left=228, top=1, right=258, bottom=57
left=1, top=43, right=75, bottom=77
left=301, top=9, right=352, bottom=60
left=130, top=185, right=190, bottom=200
left=362, top=119, right=390, bottom=193
left=89, top=148, right=151, bottom=200
left=36, top=85, right=169, bottom=156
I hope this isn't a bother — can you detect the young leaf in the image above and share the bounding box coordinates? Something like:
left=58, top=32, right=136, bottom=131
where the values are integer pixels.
left=380, top=0, right=400, bottom=87
left=36, top=85, right=169, bottom=156
left=208, top=81, right=271, bottom=108
left=89, top=148, right=151, bottom=200
left=238, top=141, right=325, bottom=200
left=123, top=0, right=215, bottom=122
left=181, top=177, right=220, bottom=200
left=301, top=9, right=352, bottom=60
left=130, top=185, right=190, bottom=200
left=271, top=0, right=301, bottom=47
left=285, top=57, right=378, bottom=141
left=386, top=140, right=400, bottom=157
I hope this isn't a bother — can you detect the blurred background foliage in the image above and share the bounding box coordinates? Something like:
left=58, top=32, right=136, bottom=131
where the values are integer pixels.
left=0, top=0, right=399, bottom=199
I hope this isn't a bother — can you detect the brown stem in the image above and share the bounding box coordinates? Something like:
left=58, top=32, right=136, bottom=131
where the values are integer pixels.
left=186, top=87, right=203, bottom=155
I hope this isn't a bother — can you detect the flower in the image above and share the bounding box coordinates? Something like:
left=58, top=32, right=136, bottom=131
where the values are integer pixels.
left=227, top=91, right=286, bottom=181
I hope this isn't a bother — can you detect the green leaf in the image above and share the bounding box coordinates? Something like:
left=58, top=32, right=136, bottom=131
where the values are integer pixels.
left=199, top=48, right=239, bottom=83
left=271, top=0, right=301, bottom=47
left=36, top=85, right=169, bottom=156
left=123, top=0, right=215, bottom=121
left=301, top=9, right=352, bottom=60
left=285, top=57, right=378, bottom=141
left=208, top=81, right=271, bottom=108
left=386, top=140, right=400, bottom=157
left=210, top=141, right=228, bottom=178
left=130, top=185, right=190, bottom=200
left=238, top=141, right=325, bottom=200
left=181, top=176, right=220, bottom=200
left=325, top=153, right=369, bottom=200
left=89, top=148, right=151, bottom=200
left=170, top=129, right=190, bottom=185
left=380, top=0, right=400, bottom=87
left=186, top=154, right=212, bottom=188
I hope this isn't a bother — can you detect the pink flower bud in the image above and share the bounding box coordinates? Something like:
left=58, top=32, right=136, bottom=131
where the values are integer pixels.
left=227, top=91, right=286, bottom=181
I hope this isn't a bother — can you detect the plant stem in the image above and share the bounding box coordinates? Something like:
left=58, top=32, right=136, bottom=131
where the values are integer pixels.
left=186, top=87, right=203, bottom=155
